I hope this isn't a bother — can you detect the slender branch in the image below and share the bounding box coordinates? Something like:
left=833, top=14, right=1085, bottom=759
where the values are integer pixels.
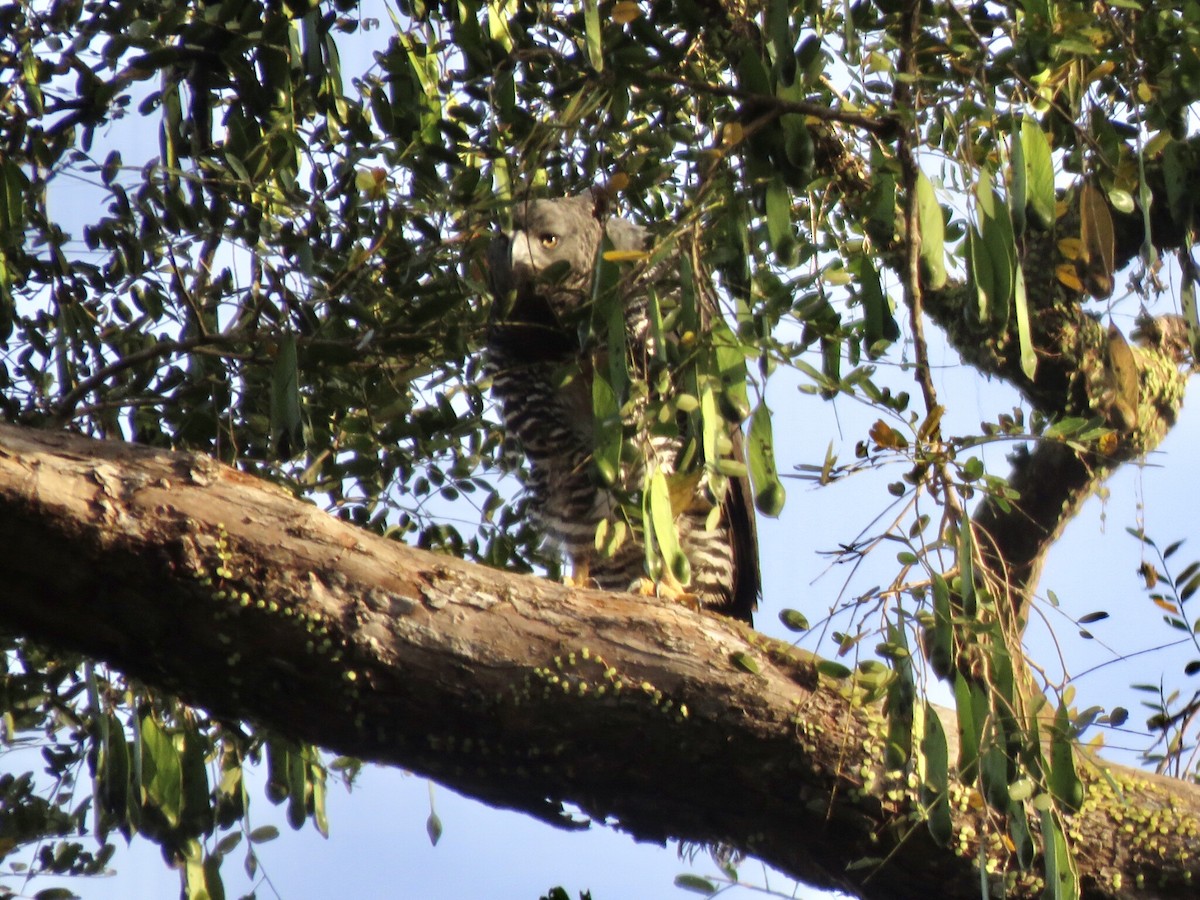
left=639, top=71, right=901, bottom=137
left=49, top=335, right=237, bottom=425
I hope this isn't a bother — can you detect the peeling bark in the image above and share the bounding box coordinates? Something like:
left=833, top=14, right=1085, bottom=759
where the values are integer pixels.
left=0, top=424, right=1197, bottom=899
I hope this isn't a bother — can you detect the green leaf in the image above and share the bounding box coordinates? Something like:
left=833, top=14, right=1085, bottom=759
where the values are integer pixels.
left=915, top=172, right=947, bottom=289
left=646, top=467, right=689, bottom=585
left=885, top=623, right=914, bottom=767
left=310, top=758, right=329, bottom=838
left=1042, top=416, right=1089, bottom=439
left=712, top=317, right=751, bottom=420
left=1182, top=277, right=1199, bottom=355
left=779, top=608, right=810, bottom=631
left=583, top=0, right=603, bottom=71
left=1021, top=119, right=1056, bottom=230
left=1107, top=187, right=1135, bottom=215
left=248, top=825, right=280, bottom=844
left=929, top=573, right=954, bottom=678
left=816, top=660, right=852, bottom=679
left=590, top=373, right=621, bottom=486
left=921, top=705, right=953, bottom=847
left=99, top=712, right=133, bottom=829
left=977, top=184, right=1014, bottom=328
left=981, top=743, right=1011, bottom=809
left=426, top=809, right=443, bottom=845
left=1013, top=262, right=1037, bottom=380
left=370, top=84, right=394, bottom=135
left=730, top=651, right=761, bottom=674
left=1049, top=704, right=1084, bottom=813
left=699, top=383, right=721, bottom=474
left=1079, top=182, right=1115, bottom=298
left=867, top=173, right=897, bottom=245
left=860, top=257, right=898, bottom=352
left=767, top=0, right=792, bottom=66
left=1040, top=808, right=1078, bottom=900
left=271, top=332, right=303, bottom=457
left=765, top=174, right=792, bottom=258
left=286, top=746, right=308, bottom=830
left=1163, top=140, right=1192, bottom=228
left=1009, top=798, right=1036, bottom=869
left=184, top=848, right=206, bottom=900
left=748, top=402, right=786, bottom=516
left=779, top=113, right=814, bottom=182
left=266, top=741, right=290, bottom=804
left=140, top=715, right=183, bottom=828
left=953, top=674, right=981, bottom=781
left=967, top=227, right=994, bottom=324
left=958, top=511, right=976, bottom=618
left=203, top=853, right=226, bottom=900
left=674, top=874, right=718, bottom=895
left=1010, top=122, right=1027, bottom=236
left=0, top=159, right=30, bottom=234
left=180, top=730, right=212, bottom=832
left=592, top=235, right=629, bottom=369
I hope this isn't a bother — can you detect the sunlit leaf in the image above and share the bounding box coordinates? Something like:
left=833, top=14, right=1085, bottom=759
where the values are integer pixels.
left=915, top=172, right=947, bottom=289
left=779, top=608, right=809, bottom=631
left=590, top=373, right=621, bottom=485
left=816, top=660, right=852, bottom=679
left=1021, top=119, right=1056, bottom=230
left=140, top=716, right=182, bottom=828
left=646, top=467, right=689, bottom=585
left=1050, top=704, right=1084, bottom=813
left=1041, top=809, right=1078, bottom=900
left=976, top=184, right=1014, bottom=328
left=967, top=227, right=994, bottom=324
left=1056, top=264, right=1084, bottom=292
left=1014, top=262, right=1037, bottom=380
left=731, top=651, right=761, bottom=674
left=1010, top=122, right=1027, bottom=236
left=583, top=0, right=603, bottom=70
left=748, top=403, right=786, bottom=516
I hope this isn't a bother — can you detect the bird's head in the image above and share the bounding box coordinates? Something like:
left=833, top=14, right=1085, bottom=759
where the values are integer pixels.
left=488, top=190, right=648, bottom=351
left=507, top=193, right=605, bottom=317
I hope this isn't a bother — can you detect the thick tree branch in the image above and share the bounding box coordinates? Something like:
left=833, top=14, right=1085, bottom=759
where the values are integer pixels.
left=0, top=424, right=1196, bottom=898
left=923, top=254, right=1189, bottom=616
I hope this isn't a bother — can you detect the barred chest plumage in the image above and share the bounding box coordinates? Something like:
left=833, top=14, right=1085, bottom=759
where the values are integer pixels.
left=484, top=190, right=757, bottom=623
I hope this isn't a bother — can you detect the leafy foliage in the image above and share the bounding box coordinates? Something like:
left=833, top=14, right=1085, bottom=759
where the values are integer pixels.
left=1, top=0, right=1200, bottom=896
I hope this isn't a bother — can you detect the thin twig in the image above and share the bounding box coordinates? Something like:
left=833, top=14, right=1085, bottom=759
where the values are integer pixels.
left=639, top=71, right=900, bottom=137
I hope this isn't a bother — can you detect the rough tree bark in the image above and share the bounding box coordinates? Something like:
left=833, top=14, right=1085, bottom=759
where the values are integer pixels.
left=0, top=423, right=1196, bottom=900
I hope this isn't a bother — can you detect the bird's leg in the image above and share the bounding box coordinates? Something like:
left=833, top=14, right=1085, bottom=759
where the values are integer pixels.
left=566, top=558, right=592, bottom=589
left=633, top=571, right=700, bottom=613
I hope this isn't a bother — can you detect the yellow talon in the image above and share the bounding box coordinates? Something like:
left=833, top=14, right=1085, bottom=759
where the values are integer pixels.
left=567, top=560, right=593, bottom=589
left=635, top=576, right=700, bottom=612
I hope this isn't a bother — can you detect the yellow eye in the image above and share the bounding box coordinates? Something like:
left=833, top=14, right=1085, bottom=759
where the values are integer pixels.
left=539, top=233, right=559, bottom=248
